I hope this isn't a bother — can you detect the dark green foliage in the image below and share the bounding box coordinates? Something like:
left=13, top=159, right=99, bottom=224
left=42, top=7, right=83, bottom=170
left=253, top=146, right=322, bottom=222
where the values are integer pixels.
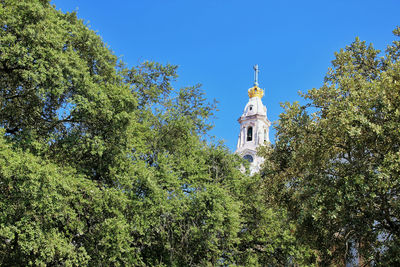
left=235, top=173, right=315, bottom=266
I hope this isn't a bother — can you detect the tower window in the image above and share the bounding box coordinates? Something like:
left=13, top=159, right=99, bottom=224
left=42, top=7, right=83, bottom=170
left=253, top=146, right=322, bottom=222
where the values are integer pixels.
left=249, top=106, right=253, bottom=111
left=247, top=127, right=253, bottom=141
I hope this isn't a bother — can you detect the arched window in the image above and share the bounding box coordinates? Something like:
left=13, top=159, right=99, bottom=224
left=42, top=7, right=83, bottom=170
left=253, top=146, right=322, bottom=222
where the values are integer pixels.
left=247, top=127, right=253, bottom=141
left=264, top=129, right=267, bottom=142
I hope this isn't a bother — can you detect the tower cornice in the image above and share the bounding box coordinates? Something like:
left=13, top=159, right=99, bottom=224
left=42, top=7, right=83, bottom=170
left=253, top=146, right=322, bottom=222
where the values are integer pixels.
left=238, top=114, right=270, bottom=124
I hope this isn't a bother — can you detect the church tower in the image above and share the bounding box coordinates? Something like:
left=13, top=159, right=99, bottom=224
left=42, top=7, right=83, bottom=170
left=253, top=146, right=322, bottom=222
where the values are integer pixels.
left=235, top=65, right=271, bottom=174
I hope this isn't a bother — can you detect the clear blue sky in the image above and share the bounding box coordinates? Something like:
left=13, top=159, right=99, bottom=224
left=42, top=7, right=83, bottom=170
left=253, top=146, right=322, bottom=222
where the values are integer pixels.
left=51, top=0, right=399, bottom=151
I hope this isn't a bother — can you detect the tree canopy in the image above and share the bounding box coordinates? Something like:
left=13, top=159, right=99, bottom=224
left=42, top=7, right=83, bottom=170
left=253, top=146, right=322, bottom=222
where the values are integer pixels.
left=260, top=27, right=400, bottom=265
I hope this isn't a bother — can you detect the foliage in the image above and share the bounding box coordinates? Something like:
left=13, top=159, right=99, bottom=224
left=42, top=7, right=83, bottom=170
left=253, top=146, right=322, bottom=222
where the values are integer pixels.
left=0, top=130, right=133, bottom=266
left=260, top=27, right=400, bottom=265
left=235, top=173, right=316, bottom=266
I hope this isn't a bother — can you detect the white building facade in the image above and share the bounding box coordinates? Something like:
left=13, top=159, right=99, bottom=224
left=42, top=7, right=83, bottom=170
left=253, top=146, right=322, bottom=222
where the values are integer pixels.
left=235, top=65, right=271, bottom=174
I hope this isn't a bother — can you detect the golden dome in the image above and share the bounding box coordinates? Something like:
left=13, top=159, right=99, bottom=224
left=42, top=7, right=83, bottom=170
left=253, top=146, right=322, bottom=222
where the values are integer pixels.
left=248, top=85, right=264, bottom=98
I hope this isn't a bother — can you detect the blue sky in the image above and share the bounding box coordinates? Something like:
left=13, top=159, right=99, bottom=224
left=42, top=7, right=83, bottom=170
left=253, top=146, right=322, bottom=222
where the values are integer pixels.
left=51, top=0, right=399, bottom=151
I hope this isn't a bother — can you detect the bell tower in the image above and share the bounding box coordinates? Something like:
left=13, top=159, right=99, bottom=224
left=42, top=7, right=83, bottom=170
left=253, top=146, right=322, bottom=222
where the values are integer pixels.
left=235, top=65, right=271, bottom=174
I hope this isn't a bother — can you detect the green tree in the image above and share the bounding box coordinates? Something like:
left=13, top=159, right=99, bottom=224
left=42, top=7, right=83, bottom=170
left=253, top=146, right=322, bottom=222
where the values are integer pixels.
left=0, top=0, right=140, bottom=188
left=261, top=28, right=400, bottom=265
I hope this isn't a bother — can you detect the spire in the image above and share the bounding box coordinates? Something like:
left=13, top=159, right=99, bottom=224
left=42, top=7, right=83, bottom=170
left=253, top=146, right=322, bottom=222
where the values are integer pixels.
left=248, top=64, right=264, bottom=98
left=253, top=64, right=259, bottom=86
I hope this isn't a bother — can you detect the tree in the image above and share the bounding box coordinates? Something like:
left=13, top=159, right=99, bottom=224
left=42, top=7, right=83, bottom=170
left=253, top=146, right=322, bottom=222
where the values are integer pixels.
left=260, top=27, right=400, bottom=265
left=0, top=0, right=140, bottom=188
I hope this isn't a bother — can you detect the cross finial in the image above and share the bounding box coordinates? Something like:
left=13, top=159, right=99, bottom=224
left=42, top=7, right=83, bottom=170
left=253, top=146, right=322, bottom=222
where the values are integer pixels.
left=253, top=64, right=259, bottom=86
